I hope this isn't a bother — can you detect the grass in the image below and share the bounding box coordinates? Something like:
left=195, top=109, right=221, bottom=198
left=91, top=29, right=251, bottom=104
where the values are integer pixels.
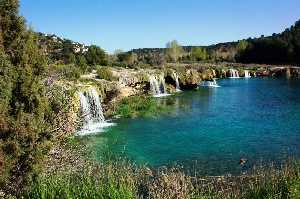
left=27, top=172, right=136, bottom=199
left=114, top=95, right=171, bottom=118
left=22, top=111, right=300, bottom=199
left=25, top=160, right=300, bottom=199
left=26, top=160, right=145, bottom=199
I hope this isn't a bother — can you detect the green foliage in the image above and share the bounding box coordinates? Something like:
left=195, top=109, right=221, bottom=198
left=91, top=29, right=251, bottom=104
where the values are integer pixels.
left=66, top=52, right=76, bottom=64
left=115, top=96, right=169, bottom=118
left=86, top=45, right=108, bottom=66
left=242, top=165, right=300, bottom=199
left=236, top=20, right=300, bottom=64
left=0, top=50, right=13, bottom=110
left=0, top=0, right=55, bottom=195
left=115, top=52, right=139, bottom=68
left=53, top=64, right=82, bottom=80
left=24, top=159, right=300, bottom=199
left=26, top=161, right=143, bottom=199
left=123, top=49, right=166, bottom=67
left=191, top=47, right=208, bottom=61
left=27, top=172, right=136, bottom=199
left=165, top=40, right=184, bottom=62
left=236, top=40, right=249, bottom=52
left=96, top=66, right=116, bottom=81
left=77, top=55, right=88, bottom=72
left=290, top=180, right=300, bottom=198
left=0, top=0, right=25, bottom=54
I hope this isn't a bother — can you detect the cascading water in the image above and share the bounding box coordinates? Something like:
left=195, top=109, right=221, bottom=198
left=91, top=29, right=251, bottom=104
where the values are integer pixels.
left=77, top=88, right=114, bottom=136
left=79, top=92, right=92, bottom=123
left=87, top=88, right=105, bottom=121
left=149, top=74, right=170, bottom=97
left=229, top=69, right=240, bottom=78
left=159, top=74, right=167, bottom=94
left=149, top=75, right=161, bottom=95
left=244, top=70, right=251, bottom=78
left=173, top=72, right=181, bottom=92
left=212, top=69, right=216, bottom=77
left=201, top=78, right=220, bottom=88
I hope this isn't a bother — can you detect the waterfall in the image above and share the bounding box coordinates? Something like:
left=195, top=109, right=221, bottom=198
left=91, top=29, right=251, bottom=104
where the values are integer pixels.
left=79, top=92, right=92, bottom=124
left=159, top=74, right=167, bottom=94
left=201, top=78, right=220, bottom=88
left=244, top=70, right=251, bottom=78
left=149, top=74, right=170, bottom=97
left=173, top=72, right=181, bottom=92
left=229, top=69, right=240, bottom=78
left=77, top=88, right=114, bottom=136
left=212, top=69, right=216, bottom=77
left=149, top=75, right=161, bottom=95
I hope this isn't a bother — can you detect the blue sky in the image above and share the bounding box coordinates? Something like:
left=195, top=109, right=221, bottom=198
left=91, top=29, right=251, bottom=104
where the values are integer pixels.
left=20, top=0, right=300, bottom=53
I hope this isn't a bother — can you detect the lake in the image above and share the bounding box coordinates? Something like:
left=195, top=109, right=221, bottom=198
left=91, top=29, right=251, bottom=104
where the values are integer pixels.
left=86, top=78, right=300, bottom=175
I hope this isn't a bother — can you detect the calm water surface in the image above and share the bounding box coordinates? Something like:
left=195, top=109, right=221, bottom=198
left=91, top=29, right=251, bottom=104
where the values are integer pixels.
left=86, top=78, right=300, bottom=175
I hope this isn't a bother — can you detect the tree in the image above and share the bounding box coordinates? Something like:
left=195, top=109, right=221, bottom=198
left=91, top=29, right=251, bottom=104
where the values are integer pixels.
left=0, top=0, right=50, bottom=194
left=77, top=55, right=87, bottom=72
left=66, top=53, right=76, bottom=64
left=85, top=45, right=107, bottom=66
left=126, top=52, right=138, bottom=65
left=165, top=40, right=184, bottom=62
left=0, top=0, right=25, bottom=56
left=61, top=39, right=74, bottom=64
left=0, top=49, right=13, bottom=112
left=115, top=52, right=138, bottom=67
left=236, top=40, right=249, bottom=52
left=191, top=47, right=208, bottom=61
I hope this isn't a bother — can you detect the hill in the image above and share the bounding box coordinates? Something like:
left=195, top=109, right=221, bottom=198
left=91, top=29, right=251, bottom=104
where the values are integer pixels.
left=129, top=20, right=300, bottom=65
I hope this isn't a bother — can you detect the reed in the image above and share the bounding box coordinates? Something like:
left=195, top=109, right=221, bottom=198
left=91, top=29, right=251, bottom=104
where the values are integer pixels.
left=26, top=160, right=300, bottom=199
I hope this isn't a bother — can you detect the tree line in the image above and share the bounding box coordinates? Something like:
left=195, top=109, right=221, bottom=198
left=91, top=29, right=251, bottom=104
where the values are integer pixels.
left=236, top=20, right=300, bottom=65
left=126, top=20, right=300, bottom=66
left=35, top=18, right=300, bottom=70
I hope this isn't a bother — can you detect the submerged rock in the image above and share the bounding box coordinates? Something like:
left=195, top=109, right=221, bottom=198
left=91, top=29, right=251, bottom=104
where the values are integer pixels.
left=239, top=158, right=247, bottom=166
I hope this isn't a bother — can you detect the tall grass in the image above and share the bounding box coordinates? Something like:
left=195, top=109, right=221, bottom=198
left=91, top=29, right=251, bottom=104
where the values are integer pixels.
left=25, top=160, right=300, bottom=199
left=26, top=160, right=145, bottom=199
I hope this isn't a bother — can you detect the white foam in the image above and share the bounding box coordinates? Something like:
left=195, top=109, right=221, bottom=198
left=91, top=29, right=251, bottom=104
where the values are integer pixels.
left=229, top=69, right=240, bottom=78
left=201, top=79, right=220, bottom=88
left=77, top=88, right=115, bottom=136
left=153, top=93, right=172, bottom=98
left=244, top=70, right=251, bottom=78
left=76, top=121, right=115, bottom=136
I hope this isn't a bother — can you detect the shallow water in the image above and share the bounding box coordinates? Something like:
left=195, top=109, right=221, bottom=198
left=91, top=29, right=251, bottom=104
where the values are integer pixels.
left=87, top=78, right=300, bottom=175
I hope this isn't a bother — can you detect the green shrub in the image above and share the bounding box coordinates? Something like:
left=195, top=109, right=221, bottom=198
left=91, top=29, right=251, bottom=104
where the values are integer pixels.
left=115, top=95, right=169, bottom=118
left=52, top=64, right=82, bottom=80
left=97, top=66, right=116, bottom=81
left=0, top=21, right=52, bottom=194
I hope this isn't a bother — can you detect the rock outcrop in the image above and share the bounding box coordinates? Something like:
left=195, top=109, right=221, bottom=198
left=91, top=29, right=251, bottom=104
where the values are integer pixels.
left=51, top=64, right=300, bottom=136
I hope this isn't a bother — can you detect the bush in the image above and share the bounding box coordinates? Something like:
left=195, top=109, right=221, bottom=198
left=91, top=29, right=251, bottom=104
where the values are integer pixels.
left=52, top=64, right=82, bottom=80
left=97, top=66, right=116, bottom=81
left=115, top=95, right=169, bottom=118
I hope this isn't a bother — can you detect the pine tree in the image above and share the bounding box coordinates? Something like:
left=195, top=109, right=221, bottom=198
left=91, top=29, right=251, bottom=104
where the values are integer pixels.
left=0, top=0, right=25, bottom=57
left=0, top=0, right=50, bottom=194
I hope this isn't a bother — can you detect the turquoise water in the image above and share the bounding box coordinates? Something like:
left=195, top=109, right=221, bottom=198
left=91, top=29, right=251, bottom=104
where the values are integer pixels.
left=88, top=78, right=300, bottom=175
